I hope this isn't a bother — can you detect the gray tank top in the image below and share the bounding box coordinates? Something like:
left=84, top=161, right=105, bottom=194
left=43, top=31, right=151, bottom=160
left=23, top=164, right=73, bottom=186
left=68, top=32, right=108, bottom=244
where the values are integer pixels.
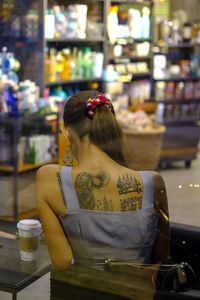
left=59, top=166, right=159, bottom=270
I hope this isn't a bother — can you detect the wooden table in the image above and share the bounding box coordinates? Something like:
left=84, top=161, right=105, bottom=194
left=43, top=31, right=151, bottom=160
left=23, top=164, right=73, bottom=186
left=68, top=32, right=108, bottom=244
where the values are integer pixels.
left=0, top=237, right=51, bottom=300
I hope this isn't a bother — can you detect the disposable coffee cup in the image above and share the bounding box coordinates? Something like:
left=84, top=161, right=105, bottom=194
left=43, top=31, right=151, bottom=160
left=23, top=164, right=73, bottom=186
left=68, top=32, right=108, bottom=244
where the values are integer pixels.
left=17, top=219, right=41, bottom=262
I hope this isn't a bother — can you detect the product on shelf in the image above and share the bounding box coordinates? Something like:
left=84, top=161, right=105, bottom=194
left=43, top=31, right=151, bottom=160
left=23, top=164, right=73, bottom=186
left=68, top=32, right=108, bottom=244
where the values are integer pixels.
left=21, top=9, right=39, bottom=40
left=107, top=80, right=151, bottom=107
left=194, top=81, right=200, bottom=99
left=179, top=60, right=190, bottom=77
left=106, top=59, right=149, bottom=83
left=86, top=2, right=103, bottom=38
left=1, top=5, right=39, bottom=40
left=0, top=47, right=20, bottom=83
left=0, top=79, right=41, bottom=116
left=129, top=80, right=151, bottom=105
left=106, top=8, right=152, bottom=104
left=156, top=99, right=200, bottom=123
left=155, top=80, right=200, bottom=101
left=60, top=49, right=70, bottom=81
left=153, top=52, right=200, bottom=80
left=107, top=5, right=119, bottom=43
left=116, top=108, right=154, bottom=131
left=45, top=4, right=88, bottom=39
left=0, top=80, right=19, bottom=116
left=154, top=10, right=200, bottom=46
left=19, top=134, right=57, bottom=165
left=18, top=80, right=40, bottom=114
left=45, top=47, right=103, bottom=83
left=182, top=22, right=192, bottom=42
left=128, top=6, right=150, bottom=39
left=68, top=5, right=88, bottom=39
left=182, top=81, right=194, bottom=99
left=107, top=4, right=151, bottom=44
left=165, top=82, right=175, bottom=100
left=109, top=40, right=150, bottom=60
left=0, top=76, right=65, bottom=116
left=45, top=9, right=56, bottom=39
left=174, top=82, right=184, bottom=100
left=191, top=54, right=200, bottom=77
left=192, top=20, right=200, bottom=44
left=153, top=54, right=167, bottom=79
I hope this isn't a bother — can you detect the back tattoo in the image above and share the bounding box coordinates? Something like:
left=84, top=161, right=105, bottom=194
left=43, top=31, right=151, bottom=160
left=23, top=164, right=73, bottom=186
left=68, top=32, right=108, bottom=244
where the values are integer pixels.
left=74, top=171, right=143, bottom=211
left=75, top=171, right=110, bottom=210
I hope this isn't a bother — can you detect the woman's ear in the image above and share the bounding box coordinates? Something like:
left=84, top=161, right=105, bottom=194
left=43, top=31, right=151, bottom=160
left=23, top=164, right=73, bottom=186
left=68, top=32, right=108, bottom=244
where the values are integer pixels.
left=60, top=123, right=72, bottom=147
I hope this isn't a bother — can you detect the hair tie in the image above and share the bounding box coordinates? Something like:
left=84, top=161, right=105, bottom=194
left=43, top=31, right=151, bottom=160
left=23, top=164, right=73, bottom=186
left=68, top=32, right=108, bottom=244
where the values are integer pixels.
left=86, top=94, right=112, bottom=119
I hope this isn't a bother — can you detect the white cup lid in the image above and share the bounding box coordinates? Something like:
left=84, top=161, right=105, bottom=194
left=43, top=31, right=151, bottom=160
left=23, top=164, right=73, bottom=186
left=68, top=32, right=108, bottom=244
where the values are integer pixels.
left=17, top=219, right=41, bottom=230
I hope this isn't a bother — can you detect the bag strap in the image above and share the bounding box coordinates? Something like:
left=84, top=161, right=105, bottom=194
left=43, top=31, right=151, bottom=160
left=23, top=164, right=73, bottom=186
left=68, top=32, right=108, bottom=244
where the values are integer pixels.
left=151, top=171, right=170, bottom=264
left=152, top=171, right=169, bottom=222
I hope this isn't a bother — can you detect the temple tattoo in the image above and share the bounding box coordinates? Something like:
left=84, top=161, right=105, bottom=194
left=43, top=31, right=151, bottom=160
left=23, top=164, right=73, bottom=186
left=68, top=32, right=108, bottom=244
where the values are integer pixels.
left=96, top=196, right=113, bottom=212
left=117, top=173, right=142, bottom=195
left=75, top=171, right=111, bottom=209
left=120, top=197, right=142, bottom=212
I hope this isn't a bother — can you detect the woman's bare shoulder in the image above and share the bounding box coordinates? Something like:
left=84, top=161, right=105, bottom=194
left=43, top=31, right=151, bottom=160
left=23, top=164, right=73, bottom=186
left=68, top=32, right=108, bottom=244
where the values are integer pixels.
left=36, top=164, right=61, bottom=180
left=36, top=164, right=67, bottom=214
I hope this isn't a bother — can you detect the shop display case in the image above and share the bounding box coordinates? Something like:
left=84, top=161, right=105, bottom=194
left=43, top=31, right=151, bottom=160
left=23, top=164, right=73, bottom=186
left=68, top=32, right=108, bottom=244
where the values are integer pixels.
left=0, top=113, right=59, bottom=220
left=0, top=0, right=154, bottom=99
left=105, top=0, right=153, bottom=104
left=153, top=42, right=200, bottom=167
left=0, top=0, right=107, bottom=95
left=0, top=0, right=44, bottom=91
left=0, top=0, right=107, bottom=220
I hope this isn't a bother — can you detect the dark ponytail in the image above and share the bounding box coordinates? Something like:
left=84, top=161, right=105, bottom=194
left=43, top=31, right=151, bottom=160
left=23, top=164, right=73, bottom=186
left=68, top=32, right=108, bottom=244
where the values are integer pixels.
left=90, top=107, right=127, bottom=166
left=63, top=90, right=127, bottom=166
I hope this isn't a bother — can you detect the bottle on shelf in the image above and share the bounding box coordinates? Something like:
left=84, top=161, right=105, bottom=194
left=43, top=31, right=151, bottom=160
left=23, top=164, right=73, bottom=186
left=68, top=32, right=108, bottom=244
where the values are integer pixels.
left=141, top=7, right=150, bottom=39
left=182, top=22, right=192, bottom=43
left=76, top=49, right=84, bottom=78
left=128, top=9, right=142, bottom=39
left=56, top=51, right=64, bottom=81
left=45, top=9, right=55, bottom=39
left=83, top=47, right=93, bottom=78
left=171, top=19, right=181, bottom=45
left=174, top=82, right=184, bottom=100
left=60, top=49, right=70, bottom=81
left=45, top=48, right=57, bottom=83
left=93, top=52, right=104, bottom=78
left=0, top=47, right=20, bottom=83
left=70, top=47, right=78, bottom=79
left=107, top=5, right=119, bottom=43
left=21, top=9, right=39, bottom=40
left=184, top=81, right=194, bottom=99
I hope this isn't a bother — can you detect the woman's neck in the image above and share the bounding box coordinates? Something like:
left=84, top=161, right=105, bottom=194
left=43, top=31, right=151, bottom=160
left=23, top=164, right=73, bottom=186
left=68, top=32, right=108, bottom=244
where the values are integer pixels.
left=75, top=137, right=116, bottom=170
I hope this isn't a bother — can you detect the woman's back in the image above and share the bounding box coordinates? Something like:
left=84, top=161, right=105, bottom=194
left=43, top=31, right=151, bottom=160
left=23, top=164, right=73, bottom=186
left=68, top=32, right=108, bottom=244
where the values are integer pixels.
left=37, top=90, right=169, bottom=270
left=59, top=166, right=159, bottom=270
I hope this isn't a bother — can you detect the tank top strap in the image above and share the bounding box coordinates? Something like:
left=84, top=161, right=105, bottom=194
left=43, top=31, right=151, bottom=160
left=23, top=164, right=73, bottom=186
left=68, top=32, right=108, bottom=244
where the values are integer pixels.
left=60, top=166, right=80, bottom=210
left=139, top=171, right=154, bottom=210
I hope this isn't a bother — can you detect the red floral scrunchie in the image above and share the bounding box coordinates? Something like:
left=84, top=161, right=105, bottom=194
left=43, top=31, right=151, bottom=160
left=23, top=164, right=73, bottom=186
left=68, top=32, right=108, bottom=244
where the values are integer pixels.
left=86, top=94, right=112, bottom=119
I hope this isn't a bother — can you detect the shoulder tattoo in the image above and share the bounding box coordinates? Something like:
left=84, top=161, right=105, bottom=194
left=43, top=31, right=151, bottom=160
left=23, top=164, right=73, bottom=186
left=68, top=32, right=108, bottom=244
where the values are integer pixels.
left=117, top=173, right=143, bottom=195
left=75, top=171, right=110, bottom=209
left=117, top=173, right=143, bottom=211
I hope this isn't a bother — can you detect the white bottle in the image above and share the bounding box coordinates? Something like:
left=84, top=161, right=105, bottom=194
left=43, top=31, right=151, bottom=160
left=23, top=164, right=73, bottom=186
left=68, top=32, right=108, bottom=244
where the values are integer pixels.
left=107, top=6, right=119, bottom=43
left=155, top=103, right=164, bottom=123
left=45, top=10, right=55, bottom=39
left=128, top=9, right=142, bottom=39
left=142, top=7, right=150, bottom=39
left=93, top=52, right=104, bottom=78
